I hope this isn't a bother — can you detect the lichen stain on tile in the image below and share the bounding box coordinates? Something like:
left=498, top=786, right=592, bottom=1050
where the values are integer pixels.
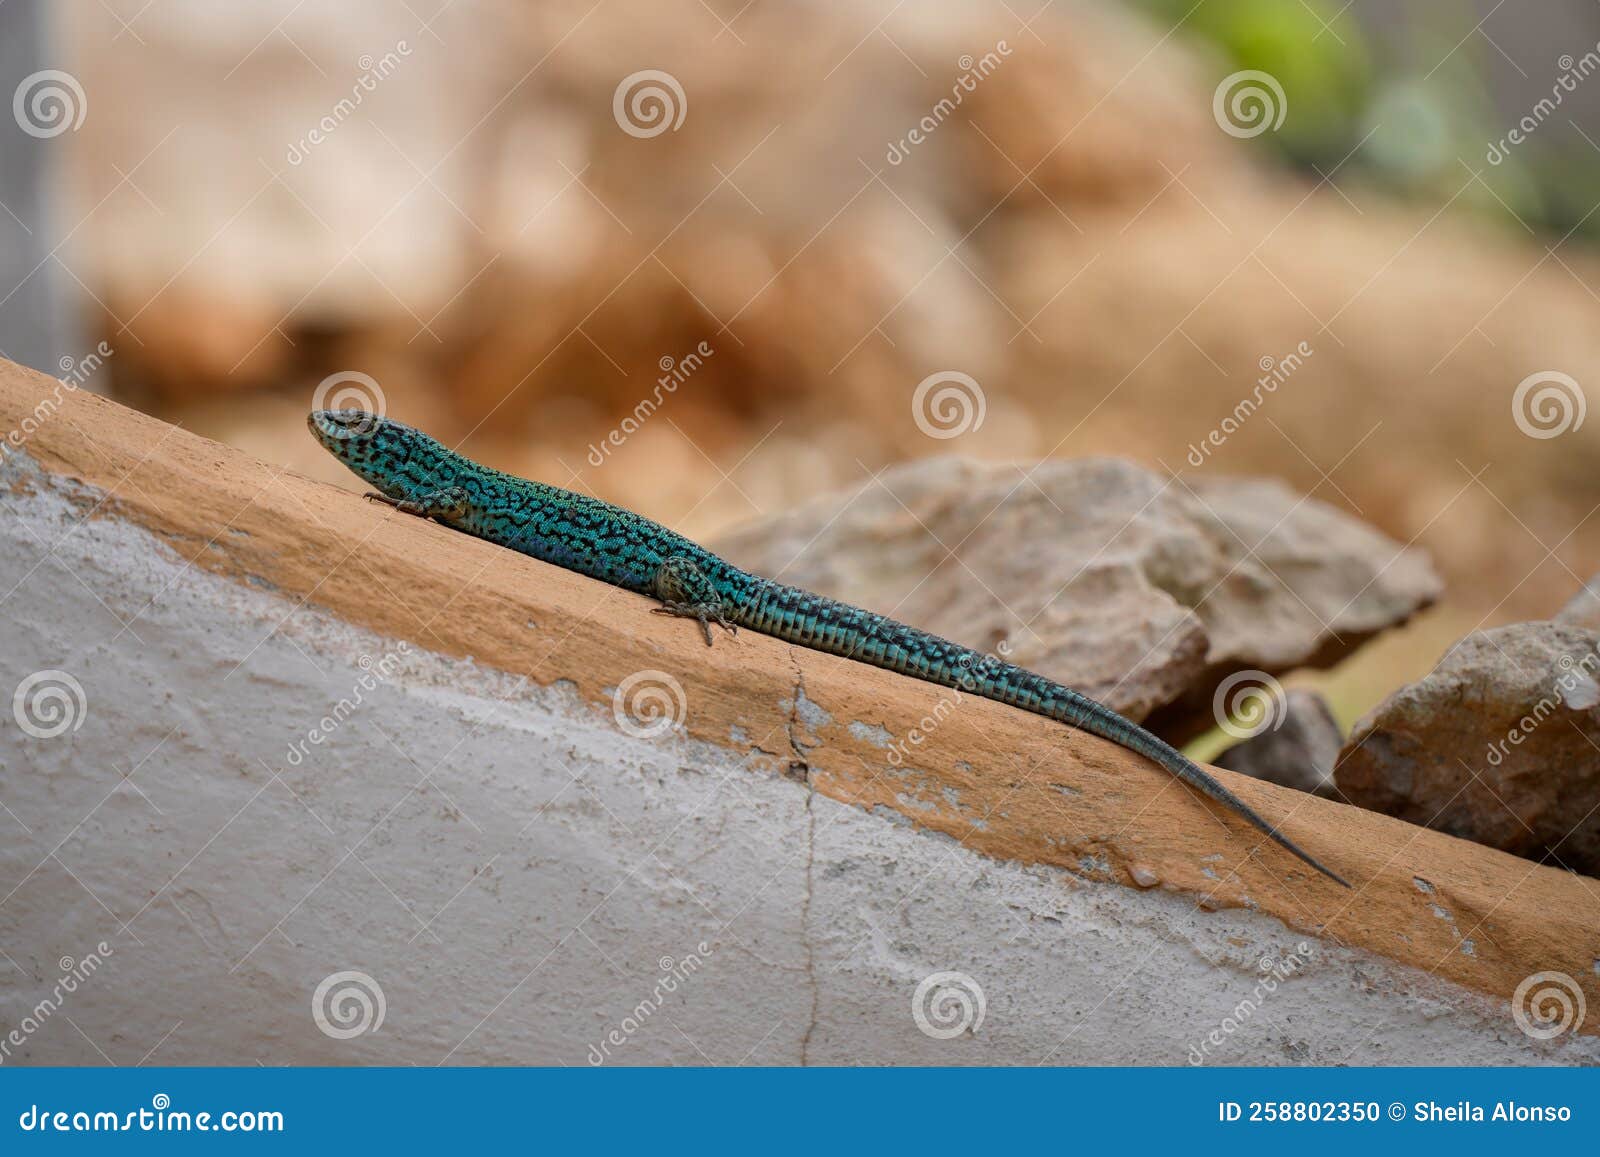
left=847, top=720, right=893, bottom=747
left=792, top=685, right=832, bottom=731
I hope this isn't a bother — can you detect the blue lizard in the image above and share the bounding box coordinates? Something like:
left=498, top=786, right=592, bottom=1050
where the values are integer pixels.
left=309, top=408, right=1349, bottom=887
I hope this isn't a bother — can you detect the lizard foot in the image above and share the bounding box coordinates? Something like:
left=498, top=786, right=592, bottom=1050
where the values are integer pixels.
left=652, top=601, right=737, bottom=647
left=651, top=555, right=737, bottom=646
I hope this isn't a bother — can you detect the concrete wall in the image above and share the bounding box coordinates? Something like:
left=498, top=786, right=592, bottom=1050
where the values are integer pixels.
left=2, top=452, right=1594, bottom=1066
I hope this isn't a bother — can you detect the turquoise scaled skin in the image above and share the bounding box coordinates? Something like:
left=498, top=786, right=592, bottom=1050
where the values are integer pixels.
left=308, top=409, right=1349, bottom=887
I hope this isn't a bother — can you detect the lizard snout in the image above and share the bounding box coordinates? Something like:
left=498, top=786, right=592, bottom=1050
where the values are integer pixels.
left=307, top=409, right=381, bottom=447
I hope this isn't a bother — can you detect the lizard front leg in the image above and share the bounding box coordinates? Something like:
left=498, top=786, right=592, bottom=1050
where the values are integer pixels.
left=651, top=555, right=737, bottom=647
left=365, top=485, right=469, bottom=522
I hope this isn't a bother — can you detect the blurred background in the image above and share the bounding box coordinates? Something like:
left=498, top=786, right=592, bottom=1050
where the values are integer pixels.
left=5, top=0, right=1600, bottom=733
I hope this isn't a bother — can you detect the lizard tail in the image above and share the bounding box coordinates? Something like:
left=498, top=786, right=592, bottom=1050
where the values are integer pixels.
left=1054, top=692, right=1351, bottom=888
left=731, top=575, right=1349, bottom=887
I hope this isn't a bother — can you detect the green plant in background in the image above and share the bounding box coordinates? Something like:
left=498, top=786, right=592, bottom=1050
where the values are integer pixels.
left=1130, top=0, right=1600, bottom=239
left=1137, top=0, right=1373, bottom=166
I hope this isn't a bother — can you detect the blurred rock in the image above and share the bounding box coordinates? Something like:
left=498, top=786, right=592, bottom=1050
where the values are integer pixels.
left=65, top=1, right=1600, bottom=621
left=1335, top=622, right=1600, bottom=875
left=711, top=456, right=1438, bottom=737
left=110, top=284, right=291, bottom=400
left=1555, top=574, right=1600, bottom=631
left=1214, top=690, right=1342, bottom=798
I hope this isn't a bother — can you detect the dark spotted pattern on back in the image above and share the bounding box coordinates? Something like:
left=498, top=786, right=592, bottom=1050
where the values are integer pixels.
left=307, top=409, right=1348, bottom=886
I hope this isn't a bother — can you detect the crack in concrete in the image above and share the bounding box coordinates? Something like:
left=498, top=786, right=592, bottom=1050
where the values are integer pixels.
left=782, top=648, right=821, bottom=1065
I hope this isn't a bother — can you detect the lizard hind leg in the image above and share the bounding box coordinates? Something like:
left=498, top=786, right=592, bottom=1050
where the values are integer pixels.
left=651, top=555, right=737, bottom=647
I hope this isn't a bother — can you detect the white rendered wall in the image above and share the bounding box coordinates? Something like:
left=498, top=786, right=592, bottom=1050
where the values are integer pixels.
left=0, top=456, right=1592, bottom=1066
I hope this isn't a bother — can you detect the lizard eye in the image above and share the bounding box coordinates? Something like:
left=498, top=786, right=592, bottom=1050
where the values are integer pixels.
left=312, top=409, right=381, bottom=440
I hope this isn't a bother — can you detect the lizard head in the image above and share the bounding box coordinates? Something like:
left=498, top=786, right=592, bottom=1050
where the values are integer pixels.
left=308, top=407, right=385, bottom=446
left=307, top=409, right=451, bottom=498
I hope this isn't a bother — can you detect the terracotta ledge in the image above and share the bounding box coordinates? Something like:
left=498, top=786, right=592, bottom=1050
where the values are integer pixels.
left=2, top=356, right=1596, bottom=1034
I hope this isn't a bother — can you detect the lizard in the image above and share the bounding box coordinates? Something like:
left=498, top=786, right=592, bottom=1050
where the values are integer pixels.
left=308, top=408, right=1350, bottom=887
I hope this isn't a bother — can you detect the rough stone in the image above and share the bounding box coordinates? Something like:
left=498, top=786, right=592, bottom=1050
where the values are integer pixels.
left=1335, top=622, right=1600, bottom=875
left=712, top=457, right=1439, bottom=738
